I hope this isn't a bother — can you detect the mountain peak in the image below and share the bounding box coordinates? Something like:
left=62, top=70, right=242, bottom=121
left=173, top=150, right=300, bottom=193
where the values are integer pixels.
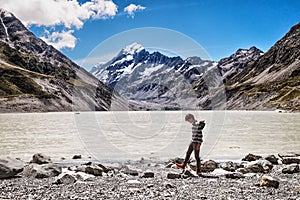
left=122, top=42, right=145, bottom=54
left=0, top=8, right=13, bottom=18
left=235, top=46, right=262, bottom=55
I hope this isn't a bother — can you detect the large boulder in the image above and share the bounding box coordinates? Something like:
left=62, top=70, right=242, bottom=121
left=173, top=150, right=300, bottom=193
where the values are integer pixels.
left=23, top=163, right=62, bottom=178
left=31, top=153, right=52, bottom=164
left=0, top=157, right=24, bottom=179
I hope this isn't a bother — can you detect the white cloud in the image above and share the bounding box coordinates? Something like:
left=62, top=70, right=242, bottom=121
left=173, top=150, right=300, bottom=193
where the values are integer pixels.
left=0, top=0, right=118, bottom=49
left=0, top=0, right=118, bottom=28
left=124, top=4, right=146, bottom=18
left=40, top=30, right=77, bottom=50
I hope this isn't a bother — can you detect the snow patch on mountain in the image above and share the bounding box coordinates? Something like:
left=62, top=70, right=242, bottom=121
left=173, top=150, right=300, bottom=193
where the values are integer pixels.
left=141, top=64, right=164, bottom=76
left=122, top=42, right=145, bottom=55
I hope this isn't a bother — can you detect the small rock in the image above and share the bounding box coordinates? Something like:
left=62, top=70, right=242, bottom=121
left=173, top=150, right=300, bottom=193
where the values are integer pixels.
left=237, top=168, right=249, bottom=174
left=141, top=171, right=154, bottom=178
left=260, top=175, right=279, bottom=189
left=147, top=184, right=154, bottom=188
left=23, top=163, right=62, bottom=178
left=225, top=172, right=245, bottom=179
left=294, top=186, right=300, bottom=193
left=242, top=153, right=262, bottom=162
left=72, top=155, right=82, bottom=159
left=97, top=163, right=110, bottom=173
left=282, top=164, right=299, bottom=174
left=282, top=157, right=300, bottom=164
left=221, top=161, right=237, bottom=172
left=121, top=166, right=139, bottom=176
left=74, top=166, right=86, bottom=173
left=245, top=160, right=273, bottom=173
left=246, top=163, right=264, bottom=173
left=0, top=157, right=24, bottom=179
left=163, top=182, right=176, bottom=188
left=85, top=166, right=103, bottom=176
left=278, top=153, right=300, bottom=158
left=263, top=166, right=271, bottom=173
left=127, top=179, right=141, bottom=184
left=202, top=160, right=218, bottom=172
left=167, top=173, right=181, bottom=179
left=82, top=161, right=92, bottom=166
left=167, top=157, right=184, bottom=164
left=264, top=155, right=279, bottom=165
left=238, top=188, right=243, bottom=193
left=31, top=153, right=52, bottom=164
left=55, top=173, right=77, bottom=184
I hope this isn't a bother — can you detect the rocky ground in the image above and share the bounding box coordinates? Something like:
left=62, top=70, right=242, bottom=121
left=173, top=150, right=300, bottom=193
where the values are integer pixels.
left=0, top=153, right=300, bottom=200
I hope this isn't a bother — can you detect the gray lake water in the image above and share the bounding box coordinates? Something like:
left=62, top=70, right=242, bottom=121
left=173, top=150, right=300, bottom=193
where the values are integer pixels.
left=0, top=111, right=299, bottom=163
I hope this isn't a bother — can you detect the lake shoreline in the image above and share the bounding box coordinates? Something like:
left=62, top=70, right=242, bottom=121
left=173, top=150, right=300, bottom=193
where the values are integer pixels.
left=1, top=153, right=300, bottom=199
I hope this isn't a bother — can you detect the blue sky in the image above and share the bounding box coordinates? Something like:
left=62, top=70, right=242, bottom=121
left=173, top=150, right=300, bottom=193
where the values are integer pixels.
left=1, top=0, right=300, bottom=70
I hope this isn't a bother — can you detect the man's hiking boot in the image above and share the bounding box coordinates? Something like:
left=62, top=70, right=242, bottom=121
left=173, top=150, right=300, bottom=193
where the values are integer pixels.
left=176, top=163, right=185, bottom=170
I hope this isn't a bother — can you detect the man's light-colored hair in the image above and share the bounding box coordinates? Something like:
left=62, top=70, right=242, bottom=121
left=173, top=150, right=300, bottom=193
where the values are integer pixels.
left=185, top=113, right=195, bottom=121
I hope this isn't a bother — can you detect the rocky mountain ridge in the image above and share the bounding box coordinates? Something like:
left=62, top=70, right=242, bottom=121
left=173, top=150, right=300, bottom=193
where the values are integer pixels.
left=223, top=22, right=300, bottom=111
left=92, top=42, right=218, bottom=110
left=92, top=43, right=264, bottom=110
left=0, top=8, right=126, bottom=112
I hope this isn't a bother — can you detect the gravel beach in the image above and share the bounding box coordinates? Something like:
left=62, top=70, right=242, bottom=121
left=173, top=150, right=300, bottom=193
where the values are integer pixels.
left=1, top=153, right=300, bottom=200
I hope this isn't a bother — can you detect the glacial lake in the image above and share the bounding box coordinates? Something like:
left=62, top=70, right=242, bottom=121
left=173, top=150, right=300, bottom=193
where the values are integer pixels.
left=0, top=111, right=299, bottom=163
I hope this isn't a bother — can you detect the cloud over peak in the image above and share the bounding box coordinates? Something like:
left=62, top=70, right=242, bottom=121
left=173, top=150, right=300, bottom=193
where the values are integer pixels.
left=124, top=4, right=146, bottom=17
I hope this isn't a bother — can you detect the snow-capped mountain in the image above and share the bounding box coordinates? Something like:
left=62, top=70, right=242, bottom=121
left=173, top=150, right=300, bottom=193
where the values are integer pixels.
left=92, top=42, right=217, bottom=109
left=91, top=22, right=300, bottom=111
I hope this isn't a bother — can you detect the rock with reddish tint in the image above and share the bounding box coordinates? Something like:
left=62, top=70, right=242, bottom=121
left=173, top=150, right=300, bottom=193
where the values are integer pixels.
left=260, top=175, right=279, bottom=189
